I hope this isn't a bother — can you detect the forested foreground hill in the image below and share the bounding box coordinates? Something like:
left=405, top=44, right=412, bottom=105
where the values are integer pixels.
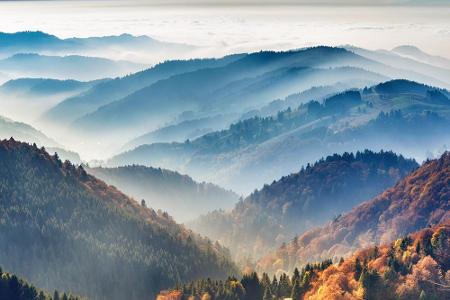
left=0, top=139, right=238, bottom=300
left=158, top=222, right=450, bottom=300
left=189, top=150, right=418, bottom=261
left=86, top=165, right=239, bottom=222
left=258, top=152, right=450, bottom=274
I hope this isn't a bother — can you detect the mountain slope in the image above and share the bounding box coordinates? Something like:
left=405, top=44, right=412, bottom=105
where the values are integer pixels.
left=188, top=150, right=418, bottom=261
left=392, top=45, right=450, bottom=70
left=345, top=46, right=450, bottom=89
left=42, top=55, right=244, bottom=125
left=0, top=139, right=238, bottom=300
left=86, top=165, right=239, bottom=222
left=0, top=116, right=58, bottom=147
left=0, top=78, right=107, bottom=123
left=257, top=151, right=450, bottom=274
left=122, top=114, right=238, bottom=150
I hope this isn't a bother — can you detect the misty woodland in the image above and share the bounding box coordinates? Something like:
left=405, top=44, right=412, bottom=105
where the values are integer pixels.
left=0, top=1, right=449, bottom=300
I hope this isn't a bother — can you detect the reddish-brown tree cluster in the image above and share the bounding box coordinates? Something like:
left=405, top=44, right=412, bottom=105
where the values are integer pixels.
left=304, top=222, right=450, bottom=300
left=258, top=152, right=450, bottom=274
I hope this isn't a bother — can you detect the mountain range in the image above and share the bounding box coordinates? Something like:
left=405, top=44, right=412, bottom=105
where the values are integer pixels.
left=0, top=31, right=196, bottom=64
left=42, top=55, right=244, bottom=126
left=69, top=45, right=450, bottom=139
left=70, top=47, right=390, bottom=138
left=109, top=79, right=450, bottom=193
left=8, top=44, right=445, bottom=166
left=1, top=21, right=449, bottom=300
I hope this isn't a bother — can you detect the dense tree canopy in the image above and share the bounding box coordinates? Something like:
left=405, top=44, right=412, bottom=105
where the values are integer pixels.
left=159, top=222, right=450, bottom=300
left=0, top=139, right=238, bottom=300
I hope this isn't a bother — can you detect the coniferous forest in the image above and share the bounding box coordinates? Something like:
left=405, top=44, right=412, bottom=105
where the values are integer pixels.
left=0, top=139, right=237, bottom=300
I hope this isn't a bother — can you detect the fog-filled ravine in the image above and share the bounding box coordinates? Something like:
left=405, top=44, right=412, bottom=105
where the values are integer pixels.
left=1, top=2, right=450, bottom=300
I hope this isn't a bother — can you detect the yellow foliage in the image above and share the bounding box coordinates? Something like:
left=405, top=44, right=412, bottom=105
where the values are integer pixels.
left=201, top=292, right=212, bottom=300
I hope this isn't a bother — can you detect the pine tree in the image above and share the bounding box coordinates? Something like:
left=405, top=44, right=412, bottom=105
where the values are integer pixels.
left=263, top=286, right=272, bottom=300
left=290, top=279, right=301, bottom=300
left=292, top=267, right=300, bottom=283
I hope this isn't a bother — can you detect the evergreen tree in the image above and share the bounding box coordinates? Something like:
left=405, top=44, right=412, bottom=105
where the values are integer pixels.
left=290, top=279, right=301, bottom=300
left=263, top=286, right=272, bottom=300
left=241, top=272, right=262, bottom=300
left=292, top=268, right=300, bottom=283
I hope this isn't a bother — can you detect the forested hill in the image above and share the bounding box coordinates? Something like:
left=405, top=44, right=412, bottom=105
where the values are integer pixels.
left=257, top=151, right=450, bottom=274
left=109, top=79, right=450, bottom=194
left=0, top=139, right=238, bottom=300
left=86, top=165, right=239, bottom=222
left=189, top=150, right=418, bottom=261
left=159, top=221, right=450, bottom=300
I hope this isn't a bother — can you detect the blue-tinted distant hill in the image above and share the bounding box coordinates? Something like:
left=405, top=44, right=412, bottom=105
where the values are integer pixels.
left=42, top=54, right=245, bottom=125
left=123, top=114, right=239, bottom=150
left=392, top=45, right=450, bottom=70
left=72, top=47, right=393, bottom=137
left=109, top=80, right=450, bottom=193
left=0, top=53, right=143, bottom=81
left=345, top=45, right=450, bottom=88
left=0, top=77, right=105, bottom=96
left=0, top=31, right=195, bottom=63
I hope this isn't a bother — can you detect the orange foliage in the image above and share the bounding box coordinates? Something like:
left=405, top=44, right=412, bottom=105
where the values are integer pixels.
left=304, top=222, right=450, bottom=300
left=157, top=290, right=182, bottom=300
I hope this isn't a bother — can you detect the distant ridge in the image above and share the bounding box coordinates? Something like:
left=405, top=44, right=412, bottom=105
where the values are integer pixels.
left=86, top=164, right=239, bottom=222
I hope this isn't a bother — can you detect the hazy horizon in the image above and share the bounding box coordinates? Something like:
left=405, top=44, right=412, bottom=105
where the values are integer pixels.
left=1, top=1, right=450, bottom=60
